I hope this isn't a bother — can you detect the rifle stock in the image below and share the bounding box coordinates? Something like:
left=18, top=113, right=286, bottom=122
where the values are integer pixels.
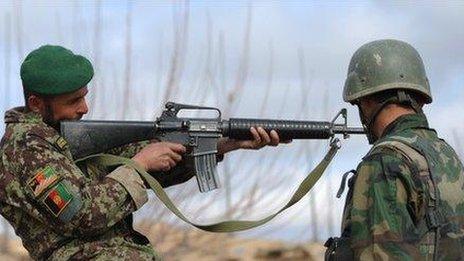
left=61, top=120, right=156, bottom=159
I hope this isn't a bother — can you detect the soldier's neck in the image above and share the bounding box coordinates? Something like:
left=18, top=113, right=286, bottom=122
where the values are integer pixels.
left=373, top=104, right=416, bottom=139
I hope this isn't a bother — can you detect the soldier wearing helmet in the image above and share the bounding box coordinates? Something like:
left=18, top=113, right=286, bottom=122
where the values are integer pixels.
left=325, top=39, right=464, bottom=260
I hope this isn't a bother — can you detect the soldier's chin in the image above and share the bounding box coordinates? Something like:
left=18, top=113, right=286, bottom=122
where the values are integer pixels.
left=51, top=117, right=82, bottom=131
left=61, top=116, right=83, bottom=122
left=45, top=119, right=61, bottom=131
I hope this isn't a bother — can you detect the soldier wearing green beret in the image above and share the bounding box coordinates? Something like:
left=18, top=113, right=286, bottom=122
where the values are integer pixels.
left=0, top=45, right=284, bottom=260
left=325, top=39, right=464, bottom=260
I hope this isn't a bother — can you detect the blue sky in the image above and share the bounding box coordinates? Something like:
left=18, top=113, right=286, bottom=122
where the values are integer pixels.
left=1, top=1, right=464, bottom=243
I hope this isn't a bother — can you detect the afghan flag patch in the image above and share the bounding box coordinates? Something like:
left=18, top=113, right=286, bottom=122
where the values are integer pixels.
left=42, top=182, right=74, bottom=217
left=27, top=166, right=60, bottom=197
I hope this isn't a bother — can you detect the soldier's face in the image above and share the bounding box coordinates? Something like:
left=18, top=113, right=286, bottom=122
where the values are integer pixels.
left=358, top=99, right=376, bottom=120
left=47, top=87, right=89, bottom=121
left=358, top=98, right=379, bottom=144
left=32, top=87, right=89, bottom=129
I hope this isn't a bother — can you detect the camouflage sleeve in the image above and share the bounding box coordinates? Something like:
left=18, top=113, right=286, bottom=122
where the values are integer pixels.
left=13, top=133, right=147, bottom=237
left=349, top=148, right=423, bottom=260
left=105, top=140, right=150, bottom=158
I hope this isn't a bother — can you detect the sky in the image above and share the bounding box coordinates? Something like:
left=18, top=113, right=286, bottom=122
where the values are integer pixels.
left=1, top=0, right=464, bottom=244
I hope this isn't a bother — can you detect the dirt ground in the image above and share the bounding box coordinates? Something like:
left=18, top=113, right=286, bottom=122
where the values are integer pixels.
left=0, top=223, right=325, bottom=260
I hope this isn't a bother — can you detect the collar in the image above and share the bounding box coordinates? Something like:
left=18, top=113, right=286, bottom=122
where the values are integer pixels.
left=4, top=106, right=44, bottom=124
left=380, top=112, right=429, bottom=138
left=4, top=107, right=70, bottom=154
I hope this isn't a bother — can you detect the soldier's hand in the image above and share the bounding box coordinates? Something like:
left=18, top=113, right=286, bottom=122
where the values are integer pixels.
left=239, top=127, right=291, bottom=149
left=217, top=127, right=291, bottom=154
left=132, top=142, right=186, bottom=172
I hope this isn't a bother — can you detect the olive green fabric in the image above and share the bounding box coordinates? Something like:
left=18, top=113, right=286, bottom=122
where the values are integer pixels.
left=20, top=45, right=94, bottom=95
left=343, top=39, right=432, bottom=104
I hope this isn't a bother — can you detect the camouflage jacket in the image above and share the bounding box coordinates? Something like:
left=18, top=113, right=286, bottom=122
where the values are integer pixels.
left=341, top=113, right=464, bottom=260
left=0, top=107, right=194, bottom=260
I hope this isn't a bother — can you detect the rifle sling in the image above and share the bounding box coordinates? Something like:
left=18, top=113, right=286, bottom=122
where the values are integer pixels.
left=75, top=142, right=339, bottom=232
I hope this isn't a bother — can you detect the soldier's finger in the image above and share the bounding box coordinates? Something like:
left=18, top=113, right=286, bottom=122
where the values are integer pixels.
left=270, top=130, right=279, bottom=146
left=250, top=127, right=261, bottom=143
left=257, top=127, right=271, bottom=144
left=164, top=149, right=182, bottom=162
left=161, top=161, right=171, bottom=172
left=166, top=157, right=177, bottom=168
left=166, top=142, right=187, bottom=153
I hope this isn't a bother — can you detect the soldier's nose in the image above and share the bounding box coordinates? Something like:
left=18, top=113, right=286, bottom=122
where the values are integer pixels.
left=77, top=101, right=89, bottom=115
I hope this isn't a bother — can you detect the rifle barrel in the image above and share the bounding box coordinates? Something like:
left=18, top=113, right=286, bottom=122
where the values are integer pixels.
left=223, top=118, right=364, bottom=140
left=332, top=125, right=365, bottom=135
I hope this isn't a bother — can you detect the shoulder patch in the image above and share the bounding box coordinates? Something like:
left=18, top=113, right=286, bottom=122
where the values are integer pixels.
left=55, top=137, right=68, bottom=151
left=27, top=166, right=60, bottom=197
left=42, top=181, right=74, bottom=217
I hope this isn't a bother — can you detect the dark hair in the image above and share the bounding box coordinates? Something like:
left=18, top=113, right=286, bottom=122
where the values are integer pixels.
left=22, top=86, right=53, bottom=108
left=23, top=85, right=33, bottom=107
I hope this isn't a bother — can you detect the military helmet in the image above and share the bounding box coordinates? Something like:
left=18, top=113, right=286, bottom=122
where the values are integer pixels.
left=343, top=39, right=432, bottom=104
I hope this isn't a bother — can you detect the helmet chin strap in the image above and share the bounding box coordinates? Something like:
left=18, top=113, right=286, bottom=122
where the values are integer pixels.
left=358, top=90, right=422, bottom=144
left=358, top=101, right=390, bottom=144
left=397, top=90, right=423, bottom=113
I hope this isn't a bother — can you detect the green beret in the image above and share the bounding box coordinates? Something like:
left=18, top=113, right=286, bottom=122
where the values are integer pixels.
left=20, top=45, right=94, bottom=95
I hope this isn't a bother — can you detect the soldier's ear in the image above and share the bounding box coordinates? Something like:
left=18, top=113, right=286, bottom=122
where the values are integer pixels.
left=28, top=94, right=46, bottom=113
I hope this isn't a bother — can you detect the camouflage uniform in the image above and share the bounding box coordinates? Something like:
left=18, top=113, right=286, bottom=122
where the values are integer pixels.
left=0, top=107, right=193, bottom=260
left=340, top=113, right=464, bottom=260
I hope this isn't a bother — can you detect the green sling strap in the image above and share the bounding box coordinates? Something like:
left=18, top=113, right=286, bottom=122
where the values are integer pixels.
left=75, top=139, right=340, bottom=232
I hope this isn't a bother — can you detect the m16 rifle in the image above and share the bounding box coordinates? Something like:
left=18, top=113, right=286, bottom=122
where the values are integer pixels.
left=61, top=102, right=364, bottom=193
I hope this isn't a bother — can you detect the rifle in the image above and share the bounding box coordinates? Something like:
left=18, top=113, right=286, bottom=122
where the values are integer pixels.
left=61, top=102, right=364, bottom=193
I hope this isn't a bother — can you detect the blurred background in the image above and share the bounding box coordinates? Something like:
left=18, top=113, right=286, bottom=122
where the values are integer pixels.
left=1, top=1, right=464, bottom=260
